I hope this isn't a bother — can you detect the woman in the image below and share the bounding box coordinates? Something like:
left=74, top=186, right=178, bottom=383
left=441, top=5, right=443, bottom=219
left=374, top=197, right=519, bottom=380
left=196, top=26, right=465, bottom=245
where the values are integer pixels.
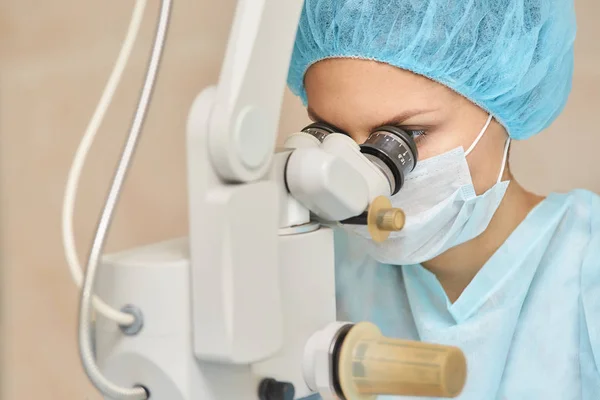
left=287, top=1, right=599, bottom=399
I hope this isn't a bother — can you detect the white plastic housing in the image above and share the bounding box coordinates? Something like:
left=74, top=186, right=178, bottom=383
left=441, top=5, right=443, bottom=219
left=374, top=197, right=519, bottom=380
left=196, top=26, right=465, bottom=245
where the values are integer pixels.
left=321, top=133, right=392, bottom=200
left=252, top=227, right=338, bottom=398
left=285, top=147, right=370, bottom=221
left=95, top=233, right=339, bottom=400
left=303, top=322, right=353, bottom=400
left=187, top=88, right=283, bottom=364
left=283, top=132, right=322, bottom=149
left=270, top=150, right=310, bottom=228
left=95, top=239, right=258, bottom=400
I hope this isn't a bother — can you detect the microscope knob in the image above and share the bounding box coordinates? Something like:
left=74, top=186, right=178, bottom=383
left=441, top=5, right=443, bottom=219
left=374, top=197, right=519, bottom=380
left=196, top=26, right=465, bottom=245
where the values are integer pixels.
left=367, top=196, right=405, bottom=242
left=376, top=208, right=405, bottom=231
left=258, top=378, right=295, bottom=400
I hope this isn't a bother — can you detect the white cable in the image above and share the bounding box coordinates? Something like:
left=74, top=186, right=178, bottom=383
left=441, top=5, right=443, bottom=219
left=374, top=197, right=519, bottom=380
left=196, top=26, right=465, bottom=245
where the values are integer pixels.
left=497, top=138, right=511, bottom=183
left=79, top=0, right=172, bottom=397
left=465, top=114, right=494, bottom=156
left=62, top=0, right=148, bottom=326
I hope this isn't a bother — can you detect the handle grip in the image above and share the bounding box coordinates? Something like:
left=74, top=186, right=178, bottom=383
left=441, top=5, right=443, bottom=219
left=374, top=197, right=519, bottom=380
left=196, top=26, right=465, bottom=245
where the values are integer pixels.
left=337, top=322, right=467, bottom=399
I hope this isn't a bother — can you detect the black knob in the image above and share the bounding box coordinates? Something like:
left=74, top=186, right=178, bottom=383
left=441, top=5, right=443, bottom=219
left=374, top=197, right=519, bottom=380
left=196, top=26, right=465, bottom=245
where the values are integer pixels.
left=258, top=378, right=295, bottom=400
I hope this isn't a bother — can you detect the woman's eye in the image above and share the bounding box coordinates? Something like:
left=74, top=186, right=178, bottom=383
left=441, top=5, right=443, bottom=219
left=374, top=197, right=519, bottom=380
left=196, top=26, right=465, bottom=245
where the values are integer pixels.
left=404, top=129, right=429, bottom=145
left=396, top=127, right=428, bottom=142
left=408, top=129, right=427, bottom=138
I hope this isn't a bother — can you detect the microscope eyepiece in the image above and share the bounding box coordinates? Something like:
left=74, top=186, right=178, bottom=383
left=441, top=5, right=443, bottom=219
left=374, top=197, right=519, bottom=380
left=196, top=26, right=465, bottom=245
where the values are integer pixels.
left=299, top=123, right=418, bottom=196
left=360, top=126, right=418, bottom=195
left=301, top=122, right=338, bottom=142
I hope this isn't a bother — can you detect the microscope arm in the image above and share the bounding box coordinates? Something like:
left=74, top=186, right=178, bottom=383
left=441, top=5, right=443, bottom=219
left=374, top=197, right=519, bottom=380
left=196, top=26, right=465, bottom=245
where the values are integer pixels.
left=208, top=0, right=304, bottom=183
left=187, top=0, right=388, bottom=366
left=186, top=0, right=306, bottom=365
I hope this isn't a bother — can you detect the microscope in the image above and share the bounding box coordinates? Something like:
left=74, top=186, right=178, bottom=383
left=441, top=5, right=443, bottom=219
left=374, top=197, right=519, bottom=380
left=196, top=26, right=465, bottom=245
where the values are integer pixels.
left=73, top=0, right=468, bottom=398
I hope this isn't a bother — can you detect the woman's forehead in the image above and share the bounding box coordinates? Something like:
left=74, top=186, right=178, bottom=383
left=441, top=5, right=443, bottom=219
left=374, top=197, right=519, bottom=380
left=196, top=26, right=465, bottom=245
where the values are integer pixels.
left=304, top=59, right=457, bottom=130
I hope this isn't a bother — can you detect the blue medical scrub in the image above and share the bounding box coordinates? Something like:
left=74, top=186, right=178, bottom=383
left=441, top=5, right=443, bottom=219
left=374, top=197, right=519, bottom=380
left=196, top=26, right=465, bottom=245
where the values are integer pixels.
left=333, top=189, right=600, bottom=399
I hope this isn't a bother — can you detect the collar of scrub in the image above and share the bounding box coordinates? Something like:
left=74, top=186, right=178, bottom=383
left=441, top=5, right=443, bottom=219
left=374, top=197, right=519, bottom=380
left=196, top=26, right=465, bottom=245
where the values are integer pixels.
left=401, top=192, right=573, bottom=327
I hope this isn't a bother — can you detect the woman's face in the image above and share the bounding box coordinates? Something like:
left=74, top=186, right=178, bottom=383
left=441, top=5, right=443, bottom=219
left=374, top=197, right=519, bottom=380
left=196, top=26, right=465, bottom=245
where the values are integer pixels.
left=304, top=58, right=509, bottom=195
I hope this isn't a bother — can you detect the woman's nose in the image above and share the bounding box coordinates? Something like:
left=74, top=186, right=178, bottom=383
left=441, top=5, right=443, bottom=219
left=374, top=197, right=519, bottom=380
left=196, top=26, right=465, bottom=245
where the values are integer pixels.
left=348, top=131, right=370, bottom=144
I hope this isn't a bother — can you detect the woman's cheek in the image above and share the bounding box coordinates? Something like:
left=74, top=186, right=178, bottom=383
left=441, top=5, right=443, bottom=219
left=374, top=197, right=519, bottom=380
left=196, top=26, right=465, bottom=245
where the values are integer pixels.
left=416, top=130, right=470, bottom=161
left=415, top=135, right=449, bottom=161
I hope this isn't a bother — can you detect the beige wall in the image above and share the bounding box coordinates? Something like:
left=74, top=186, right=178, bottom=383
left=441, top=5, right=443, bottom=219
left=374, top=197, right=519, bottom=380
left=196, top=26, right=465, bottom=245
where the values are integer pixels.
left=1, top=1, right=598, bottom=399
left=510, top=2, right=600, bottom=194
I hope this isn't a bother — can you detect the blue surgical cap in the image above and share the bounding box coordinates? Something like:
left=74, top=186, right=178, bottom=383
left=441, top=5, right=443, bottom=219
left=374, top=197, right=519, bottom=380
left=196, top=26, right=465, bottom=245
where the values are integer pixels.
left=288, top=0, right=576, bottom=140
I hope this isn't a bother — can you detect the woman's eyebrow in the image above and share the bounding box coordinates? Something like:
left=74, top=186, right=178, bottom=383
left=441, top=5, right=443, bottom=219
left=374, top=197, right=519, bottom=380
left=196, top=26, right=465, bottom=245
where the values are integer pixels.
left=307, top=107, right=439, bottom=131
left=374, top=108, right=439, bottom=129
left=306, top=107, right=347, bottom=133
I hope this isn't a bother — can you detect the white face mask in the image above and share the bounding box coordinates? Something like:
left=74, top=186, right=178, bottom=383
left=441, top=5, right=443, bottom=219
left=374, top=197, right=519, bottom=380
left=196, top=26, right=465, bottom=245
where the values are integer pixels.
left=344, top=115, right=511, bottom=265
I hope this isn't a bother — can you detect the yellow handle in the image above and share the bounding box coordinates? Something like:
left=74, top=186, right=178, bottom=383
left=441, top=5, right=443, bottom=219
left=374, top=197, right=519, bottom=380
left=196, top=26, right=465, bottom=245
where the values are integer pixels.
left=338, top=322, right=467, bottom=399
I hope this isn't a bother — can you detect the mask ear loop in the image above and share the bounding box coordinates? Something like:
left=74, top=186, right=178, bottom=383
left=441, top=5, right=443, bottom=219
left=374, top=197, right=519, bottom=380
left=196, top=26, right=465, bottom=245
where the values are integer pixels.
left=464, top=114, right=510, bottom=183
left=497, top=137, right=511, bottom=183
left=465, top=114, right=493, bottom=156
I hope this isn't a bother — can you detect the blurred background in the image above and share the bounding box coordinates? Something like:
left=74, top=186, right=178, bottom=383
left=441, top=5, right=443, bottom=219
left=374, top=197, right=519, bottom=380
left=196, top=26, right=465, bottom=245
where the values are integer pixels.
left=0, top=0, right=598, bottom=398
